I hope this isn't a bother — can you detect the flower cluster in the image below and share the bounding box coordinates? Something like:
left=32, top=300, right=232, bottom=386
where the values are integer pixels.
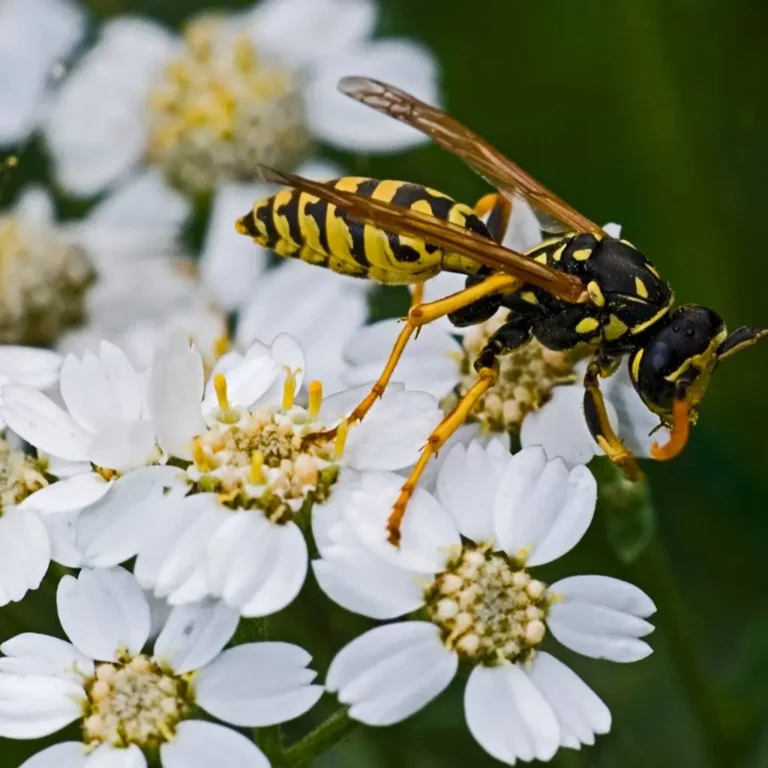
left=0, top=1, right=668, bottom=765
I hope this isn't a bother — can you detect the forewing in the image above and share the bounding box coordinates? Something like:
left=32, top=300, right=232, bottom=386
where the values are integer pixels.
left=257, top=166, right=585, bottom=303
left=339, top=76, right=604, bottom=237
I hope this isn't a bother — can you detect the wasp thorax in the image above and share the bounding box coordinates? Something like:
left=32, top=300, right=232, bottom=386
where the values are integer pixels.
left=0, top=435, right=48, bottom=513
left=146, top=16, right=311, bottom=193
left=445, top=313, right=578, bottom=433
left=426, top=544, right=550, bottom=665
left=0, top=215, right=93, bottom=346
left=83, top=655, right=191, bottom=749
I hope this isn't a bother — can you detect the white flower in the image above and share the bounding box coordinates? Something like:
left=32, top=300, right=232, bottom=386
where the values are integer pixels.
left=0, top=567, right=323, bottom=768
left=0, top=341, right=161, bottom=515
left=0, top=0, right=84, bottom=145
left=43, top=0, right=440, bottom=197
left=78, top=327, right=441, bottom=618
left=315, top=442, right=655, bottom=763
left=201, top=160, right=370, bottom=394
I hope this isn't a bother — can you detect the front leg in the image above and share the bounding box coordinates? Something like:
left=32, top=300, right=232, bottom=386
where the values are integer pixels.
left=582, top=355, right=643, bottom=481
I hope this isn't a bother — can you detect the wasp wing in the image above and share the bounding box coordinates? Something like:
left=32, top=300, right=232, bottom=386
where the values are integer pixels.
left=339, top=76, right=604, bottom=237
left=257, top=166, right=586, bottom=303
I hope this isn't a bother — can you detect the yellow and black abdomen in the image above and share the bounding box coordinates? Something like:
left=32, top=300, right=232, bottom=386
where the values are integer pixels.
left=236, top=177, right=489, bottom=285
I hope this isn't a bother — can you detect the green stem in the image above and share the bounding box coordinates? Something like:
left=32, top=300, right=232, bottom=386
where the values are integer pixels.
left=628, top=538, right=756, bottom=766
left=281, top=708, right=357, bottom=768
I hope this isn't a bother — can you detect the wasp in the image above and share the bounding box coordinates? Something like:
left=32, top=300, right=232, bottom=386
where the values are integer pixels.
left=236, top=76, right=767, bottom=545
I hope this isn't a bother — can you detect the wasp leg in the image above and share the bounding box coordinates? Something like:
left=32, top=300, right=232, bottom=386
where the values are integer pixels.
left=306, top=272, right=521, bottom=444
left=650, top=392, right=690, bottom=460
left=474, top=314, right=532, bottom=370
left=582, top=357, right=643, bottom=481
left=474, top=192, right=512, bottom=244
left=410, top=282, right=425, bottom=308
left=387, top=366, right=499, bottom=545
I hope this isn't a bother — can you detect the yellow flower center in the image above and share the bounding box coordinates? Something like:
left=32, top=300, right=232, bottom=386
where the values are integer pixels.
left=146, top=16, right=311, bottom=193
left=443, top=312, right=580, bottom=434
left=83, top=655, right=191, bottom=749
left=426, top=544, right=550, bottom=665
left=0, top=436, right=48, bottom=513
left=0, top=215, right=93, bottom=345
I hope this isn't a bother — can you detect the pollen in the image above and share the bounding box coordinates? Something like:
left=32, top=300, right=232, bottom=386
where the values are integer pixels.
left=0, top=436, right=48, bottom=514
left=82, top=655, right=191, bottom=750
left=146, top=16, right=311, bottom=193
left=425, top=544, right=551, bottom=665
left=0, top=213, right=94, bottom=345
left=443, top=312, right=581, bottom=434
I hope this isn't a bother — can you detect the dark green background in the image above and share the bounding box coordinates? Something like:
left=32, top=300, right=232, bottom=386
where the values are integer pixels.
left=2, top=1, right=767, bottom=766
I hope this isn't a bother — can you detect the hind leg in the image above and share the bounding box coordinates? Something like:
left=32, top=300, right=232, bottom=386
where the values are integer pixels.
left=474, top=314, right=534, bottom=370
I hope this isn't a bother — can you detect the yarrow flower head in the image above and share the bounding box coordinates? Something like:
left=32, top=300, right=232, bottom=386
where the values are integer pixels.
left=43, top=0, right=440, bottom=197
left=0, top=567, right=323, bottom=767
left=314, top=441, right=655, bottom=763
left=74, top=328, right=441, bottom=619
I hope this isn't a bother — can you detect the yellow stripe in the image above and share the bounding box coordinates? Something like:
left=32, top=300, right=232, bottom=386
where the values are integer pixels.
left=372, top=179, right=403, bottom=203
left=572, top=248, right=592, bottom=261
left=631, top=302, right=672, bottom=335
left=298, top=194, right=325, bottom=254
left=271, top=189, right=295, bottom=243
left=325, top=202, right=355, bottom=263
left=334, top=176, right=368, bottom=192
left=604, top=314, right=628, bottom=341
left=587, top=281, right=605, bottom=307
left=575, top=316, right=600, bottom=334
left=630, top=349, right=643, bottom=383
left=520, top=291, right=538, bottom=304
left=552, top=243, right=567, bottom=262
left=634, top=276, right=649, bottom=299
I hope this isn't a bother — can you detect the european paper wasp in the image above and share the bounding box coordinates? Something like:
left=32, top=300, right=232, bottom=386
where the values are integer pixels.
left=236, top=76, right=768, bottom=545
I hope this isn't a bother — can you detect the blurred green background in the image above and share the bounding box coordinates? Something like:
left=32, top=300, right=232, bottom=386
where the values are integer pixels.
left=2, top=0, right=768, bottom=766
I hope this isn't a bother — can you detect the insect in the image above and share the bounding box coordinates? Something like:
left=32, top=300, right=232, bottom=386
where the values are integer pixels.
left=236, top=76, right=768, bottom=545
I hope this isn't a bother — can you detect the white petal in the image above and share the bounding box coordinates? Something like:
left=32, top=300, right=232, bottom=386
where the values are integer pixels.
left=153, top=600, right=239, bottom=674
left=0, top=346, right=62, bottom=390
left=84, top=744, right=145, bottom=768
left=57, top=567, right=150, bottom=661
left=327, top=622, right=456, bottom=726
left=21, top=473, right=110, bottom=515
left=312, top=534, right=424, bottom=619
left=77, top=466, right=188, bottom=567
left=603, top=222, right=622, bottom=238
left=528, top=652, right=611, bottom=748
left=201, top=350, right=279, bottom=415
left=0, top=633, right=93, bottom=680
left=196, top=642, right=322, bottom=726
left=437, top=441, right=508, bottom=543
left=85, top=420, right=156, bottom=473
left=0, top=508, right=50, bottom=607
left=521, top=384, right=618, bottom=467
left=161, top=720, right=268, bottom=768
left=201, top=182, right=271, bottom=311
left=494, top=447, right=597, bottom=566
left=78, top=169, right=190, bottom=260
left=44, top=19, right=176, bottom=196
left=149, top=327, right=206, bottom=459
left=45, top=510, right=83, bottom=568
left=502, top=196, right=544, bottom=253
left=344, top=389, right=441, bottom=471
left=248, top=0, right=375, bottom=69
left=0, top=385, right=88, bottom=461
left=342, top=319, right=461, bottom=400
left=307, top=40, right=439, bottom=152
left=464, top=664, right=560, bottom=764
left=251, top=334, right=307, bottom=409
left=0, top=674, right=83, bottom=739
left=19, top=742, right=87, bottom=768
left=549, top=575, right=656, bottom=617
left=0, top=0, right=85, bottom=145
left=344, top=472, right=459, bottom=574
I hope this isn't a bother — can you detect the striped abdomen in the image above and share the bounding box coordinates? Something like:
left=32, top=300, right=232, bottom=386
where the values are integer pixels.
left=236, top=177, right=490, bottom=285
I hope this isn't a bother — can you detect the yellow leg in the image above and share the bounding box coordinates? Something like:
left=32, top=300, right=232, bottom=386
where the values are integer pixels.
left=583, top=360, right=643, bottom=482
left=474, top=193, right=512, bottom=243
left=306, top=273, right=520, bottom=443
left=410, top=282, right=425, bottom=308
left=386, top=367, right=499, bottom=545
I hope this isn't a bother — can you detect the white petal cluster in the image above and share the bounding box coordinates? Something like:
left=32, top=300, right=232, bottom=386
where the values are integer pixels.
left=315, top=441, right=656, bottom=763
left=0, top=567, right=322, bottom=767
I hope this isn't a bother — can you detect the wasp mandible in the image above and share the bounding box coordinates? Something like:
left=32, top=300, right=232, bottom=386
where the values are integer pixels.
left=236, top=76, right=768, bottom=545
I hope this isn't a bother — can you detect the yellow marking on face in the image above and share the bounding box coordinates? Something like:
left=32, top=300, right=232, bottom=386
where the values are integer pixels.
left=575, top=316, right=600, bottom=335
left=587, top=281, right=605, bottom=307
left=534, top=253, right=548, bottom=265
left=631, top=302, right=672, bottom=335
left=646, top=263, right=661, bottom=279
left=634, top=276, right=649, bottom=299
left=520, top=291, right=538, bottom=304
left=552, top=243, right=567, bottom=262
left=572, top=248, right=592, bottom=261
left=631, top=349, right=644, bottom=383
left=604, top=314, right=629, bottom=340
left=665, top=328, right=729, bottom=383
